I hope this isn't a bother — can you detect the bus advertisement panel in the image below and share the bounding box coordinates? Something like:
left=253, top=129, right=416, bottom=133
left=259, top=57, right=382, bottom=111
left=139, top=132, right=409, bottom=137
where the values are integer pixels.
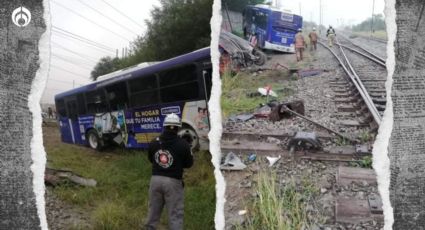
left=59, top=100, right=209, bottom=149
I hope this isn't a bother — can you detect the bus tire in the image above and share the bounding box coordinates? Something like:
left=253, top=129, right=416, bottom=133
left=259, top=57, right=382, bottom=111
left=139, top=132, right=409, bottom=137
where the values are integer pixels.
left=86, top=129, right=104, bottom=151
left=178, top=125, right=200, bottom=152
left=253, top=49, right=266, bottom=66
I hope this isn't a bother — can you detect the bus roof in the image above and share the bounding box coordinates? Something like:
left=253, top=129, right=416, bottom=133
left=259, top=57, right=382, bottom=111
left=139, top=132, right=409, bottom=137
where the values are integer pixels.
left=248, top=4, right=293, bottom=14
left=55, top=47, right=211, bottom=100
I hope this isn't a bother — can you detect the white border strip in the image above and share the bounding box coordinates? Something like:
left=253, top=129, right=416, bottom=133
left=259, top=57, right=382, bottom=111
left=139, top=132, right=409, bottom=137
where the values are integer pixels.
left=29, top=0, right=51, bottom=229
left=209, top=0, right=225, bottom=229
left=373, top=0, right=395, bottom=229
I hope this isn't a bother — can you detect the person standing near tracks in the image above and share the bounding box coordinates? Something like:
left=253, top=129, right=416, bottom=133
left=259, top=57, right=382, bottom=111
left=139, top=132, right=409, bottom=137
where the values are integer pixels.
left=309, top=27, right=318, bottom=51
left=295, top=28, right=306, bottom=62
left=145, top=113, right=193, bottom=230
left=327, top=25, right=336, bottom=47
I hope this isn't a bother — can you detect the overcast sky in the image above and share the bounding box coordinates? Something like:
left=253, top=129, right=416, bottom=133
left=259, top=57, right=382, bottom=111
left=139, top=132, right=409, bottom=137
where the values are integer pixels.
left=43, top=0, right=386, bottom=105
left=42, top=0, right=159, bottom=104
left=276, top=0, right=385, bottom=27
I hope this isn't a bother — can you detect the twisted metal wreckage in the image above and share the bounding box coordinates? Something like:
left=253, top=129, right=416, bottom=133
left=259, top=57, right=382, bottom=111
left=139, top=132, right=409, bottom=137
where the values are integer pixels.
left=219, top=31, right=267, bottom=71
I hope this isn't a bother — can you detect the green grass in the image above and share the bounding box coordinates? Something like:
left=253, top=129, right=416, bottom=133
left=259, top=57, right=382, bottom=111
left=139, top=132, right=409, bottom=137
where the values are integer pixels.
left=221, top=70, right=295, bottom=117
left=359, top=131, right=374, bottom=143
left=351, top=30, right=387, bottom=40
left=239, top=171, right=320, bottom=230
left=349, top=155, right=373, bottom=169
left=46, top=137, right=215, bottom=230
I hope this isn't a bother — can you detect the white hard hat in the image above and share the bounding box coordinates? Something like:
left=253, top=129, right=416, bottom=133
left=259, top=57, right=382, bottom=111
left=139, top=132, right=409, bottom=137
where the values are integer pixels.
left=163, top=113, right=182, bottom=127
left=298, top=28, right=302, bottom=31
left=313, top=27, right=316, bottom=30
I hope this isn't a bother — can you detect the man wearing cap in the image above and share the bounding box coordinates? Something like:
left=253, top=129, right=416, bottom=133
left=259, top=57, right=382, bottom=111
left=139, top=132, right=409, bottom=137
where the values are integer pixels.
left=145, top=113, right=193, bottom=230
left=295, top=28, right=306, bottom=61
left=309, top=27, right=318, bottom=51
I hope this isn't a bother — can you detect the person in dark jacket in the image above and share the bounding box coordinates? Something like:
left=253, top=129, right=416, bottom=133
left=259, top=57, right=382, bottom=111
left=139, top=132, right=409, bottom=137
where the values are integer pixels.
left=145, top=113, right=193, bottom=230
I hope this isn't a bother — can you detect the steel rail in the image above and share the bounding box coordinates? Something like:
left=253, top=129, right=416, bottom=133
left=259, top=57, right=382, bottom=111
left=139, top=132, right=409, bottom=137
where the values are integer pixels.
left=318, top=39, right=382, bottom=125
left=335, top=38, right=382, bottom=124
left=337, top=43, right=386, bottom=67
left=339, top=35, right=386, bottom=64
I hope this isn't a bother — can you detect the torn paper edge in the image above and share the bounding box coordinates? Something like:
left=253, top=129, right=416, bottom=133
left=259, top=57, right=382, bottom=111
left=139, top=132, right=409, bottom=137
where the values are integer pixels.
left=372, top=0, right=395, bottom=229
left=29, top=0, right=51, bottom=229
left=209, top=0, right=225, bottom=229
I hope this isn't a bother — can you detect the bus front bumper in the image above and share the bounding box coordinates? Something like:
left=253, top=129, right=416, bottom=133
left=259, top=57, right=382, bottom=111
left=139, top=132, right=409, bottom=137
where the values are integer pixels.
left=264, top=41, right=295, bottom=53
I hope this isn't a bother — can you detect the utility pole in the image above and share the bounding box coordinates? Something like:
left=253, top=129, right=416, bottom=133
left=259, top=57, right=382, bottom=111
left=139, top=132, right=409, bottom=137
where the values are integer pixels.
left=371, top=0, right=375, bottom=33
left=299, top=2, right=301, bottom=16
left=319, top=0, right=322, bottom=34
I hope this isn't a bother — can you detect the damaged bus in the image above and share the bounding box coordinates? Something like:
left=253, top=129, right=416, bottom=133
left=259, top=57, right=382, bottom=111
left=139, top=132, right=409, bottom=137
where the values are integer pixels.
left=243, top=4, right=303, bottom=53
left=54, top=47, right=212, bottom=151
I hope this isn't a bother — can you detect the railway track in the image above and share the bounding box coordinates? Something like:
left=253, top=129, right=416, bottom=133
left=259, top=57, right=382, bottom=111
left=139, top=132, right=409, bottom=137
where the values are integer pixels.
left=319, top=36, right=387, bottom=129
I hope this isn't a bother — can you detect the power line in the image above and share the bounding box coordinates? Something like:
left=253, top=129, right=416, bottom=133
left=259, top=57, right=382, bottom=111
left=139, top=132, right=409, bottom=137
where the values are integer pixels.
left=51, top=53, right=94, bottom=70
left=52, top=26, right=116, bottom=52
left=50, top=64, right=91, bottom=80
left=51, top=0, right=131, bottom=42
left=52, top=41, right=100, bottom=63
left=48, top=78, right=88, bottom=86
left=76, top=0, right=139, bottom=36
left=52, top=31, right=115, bottom=55
left=100, top=0, right=145, bottom=30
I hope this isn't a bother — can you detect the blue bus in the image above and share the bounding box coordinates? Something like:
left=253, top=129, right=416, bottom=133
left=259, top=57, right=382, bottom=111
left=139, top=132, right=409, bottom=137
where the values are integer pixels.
left=242, top=5, right=303, bottom=53
left=54, top=48, right=212, bottom=151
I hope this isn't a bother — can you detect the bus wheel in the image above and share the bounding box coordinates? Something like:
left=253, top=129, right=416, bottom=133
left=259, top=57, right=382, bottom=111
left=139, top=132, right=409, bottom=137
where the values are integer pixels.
left=253, top=49, right=266, bottom=66
left=178, top=126, right=199, bottom=151
left=87, top=130, right=104, bottom=150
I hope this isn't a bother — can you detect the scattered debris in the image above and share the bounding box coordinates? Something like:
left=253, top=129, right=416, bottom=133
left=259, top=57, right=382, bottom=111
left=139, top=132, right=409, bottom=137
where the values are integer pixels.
left=266, top=155, right=281, bottom=167
left=298, top=69, right=324, bottom=78
left=273, top=105, right=357, bottom=143
left=45, top=168, right=97, bottom=187
left=355, top=144, right=371, bottom=154
left=228, top=114, right=254, bottom=122
left=253, top=105, right=272, bottom=118
left=219, top=31, right=266, bottom=69
left=247, top=153, right=257, bottom=162
left=221, top=152, right=247, bottom=170
left=257, top=86, right=278, bottom=97
left=272, top=63, right=299, bottom=73
left=269, top=100, right=305, bottom=121
left=288, top=132, right=322, bottom=151
left=238, top=210, right=247, bottom=215
left=368, top=195, right=383, bottom=214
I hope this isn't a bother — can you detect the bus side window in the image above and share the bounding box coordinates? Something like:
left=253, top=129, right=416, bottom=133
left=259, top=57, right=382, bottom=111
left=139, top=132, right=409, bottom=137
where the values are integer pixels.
left=106, top=82, right=129, bottom=110
left=86, top=90, right=108, bottom=114
left=77, top=94, right=86, bottom=115
left=159, top=65, right=199, bottom=103
left=66, top=99, right=78, bottom=120
left=129, top=74, right=159, bottom=108
left=56, top=99, right=66, bottom=117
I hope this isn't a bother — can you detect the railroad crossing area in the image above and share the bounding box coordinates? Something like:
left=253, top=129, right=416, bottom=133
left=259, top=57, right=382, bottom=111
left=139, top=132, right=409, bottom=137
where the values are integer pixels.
left=220, top=33, right=386, bottom=229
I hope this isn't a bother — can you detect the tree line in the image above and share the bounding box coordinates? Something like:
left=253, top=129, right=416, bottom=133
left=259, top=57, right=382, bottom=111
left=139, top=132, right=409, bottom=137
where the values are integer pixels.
left=351, top=14, right=386, bottom=32
left=91, top=0, right=213, bottom=81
